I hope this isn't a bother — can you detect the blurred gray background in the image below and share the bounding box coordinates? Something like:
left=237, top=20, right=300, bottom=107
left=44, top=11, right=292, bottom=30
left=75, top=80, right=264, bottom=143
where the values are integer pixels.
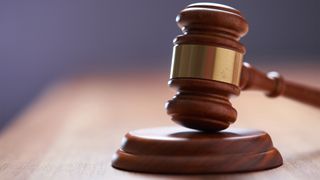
left=0, top=0, right=319, bottom=129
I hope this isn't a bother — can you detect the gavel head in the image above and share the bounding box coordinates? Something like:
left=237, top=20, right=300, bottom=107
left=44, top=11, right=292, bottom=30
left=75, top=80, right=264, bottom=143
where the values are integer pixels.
left=166, top=3, right=249, bottom=132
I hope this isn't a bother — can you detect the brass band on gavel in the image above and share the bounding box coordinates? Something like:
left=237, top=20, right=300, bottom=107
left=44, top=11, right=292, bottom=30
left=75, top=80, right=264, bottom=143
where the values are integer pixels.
left=170, top=44, right=243, bottom=86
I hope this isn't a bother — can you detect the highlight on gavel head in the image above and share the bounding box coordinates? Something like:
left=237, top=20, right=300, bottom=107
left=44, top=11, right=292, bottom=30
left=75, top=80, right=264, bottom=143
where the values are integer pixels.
left=166, top=3, right=249, bottom=132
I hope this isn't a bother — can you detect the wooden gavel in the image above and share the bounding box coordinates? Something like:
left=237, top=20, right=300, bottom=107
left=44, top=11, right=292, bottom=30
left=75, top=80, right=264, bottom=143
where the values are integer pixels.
left=113, top=3, right=298, bottom=173
left=166, top=3, right=320, bottom=132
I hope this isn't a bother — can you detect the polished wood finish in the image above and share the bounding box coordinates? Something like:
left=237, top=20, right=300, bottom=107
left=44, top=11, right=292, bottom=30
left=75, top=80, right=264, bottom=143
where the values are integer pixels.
left=167, top=3, right=248, bottom=132
left=241, top=63, right=320, bottom=107
left=112, top=2, right=320, bottom=174
left=167, top=3, right=320, bottom=132
left=166, top=78, right=239, bottom=131
left=114, top=3, right=284, bottom=174
left=0, top=66, right=320, bottom=179
left=112, top=127, right=282, bottom=174
left=175, top=3, right=248, bottom=53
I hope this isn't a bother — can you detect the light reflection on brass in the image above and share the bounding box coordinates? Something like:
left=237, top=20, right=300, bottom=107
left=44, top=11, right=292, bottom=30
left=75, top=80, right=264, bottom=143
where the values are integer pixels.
left=170, top=44, right=243, bottom=86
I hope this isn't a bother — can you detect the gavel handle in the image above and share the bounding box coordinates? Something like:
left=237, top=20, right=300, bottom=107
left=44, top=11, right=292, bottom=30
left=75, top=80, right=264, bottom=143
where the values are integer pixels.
left=240, top=62, right=320, bottom=108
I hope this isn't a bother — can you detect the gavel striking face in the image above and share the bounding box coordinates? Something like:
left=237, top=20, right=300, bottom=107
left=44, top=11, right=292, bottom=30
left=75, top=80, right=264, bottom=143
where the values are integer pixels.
left=166, top=3, right=320, bottom=132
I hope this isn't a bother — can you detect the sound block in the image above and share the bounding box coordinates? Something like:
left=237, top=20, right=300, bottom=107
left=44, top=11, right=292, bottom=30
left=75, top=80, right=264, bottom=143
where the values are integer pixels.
left=112, top=126, right=283, bottom=174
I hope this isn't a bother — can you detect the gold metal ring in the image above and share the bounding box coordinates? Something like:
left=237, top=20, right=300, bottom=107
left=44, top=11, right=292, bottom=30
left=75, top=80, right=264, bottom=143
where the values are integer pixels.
left=170, top=44, right=243, bottom=86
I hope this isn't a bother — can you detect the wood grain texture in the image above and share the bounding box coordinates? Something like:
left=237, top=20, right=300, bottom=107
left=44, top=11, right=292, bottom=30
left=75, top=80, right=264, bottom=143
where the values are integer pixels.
left=0, top=65, right=320, bottom=179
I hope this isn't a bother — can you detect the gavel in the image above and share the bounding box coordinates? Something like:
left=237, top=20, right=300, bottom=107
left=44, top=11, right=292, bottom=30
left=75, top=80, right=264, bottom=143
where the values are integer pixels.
left=112, top=2, right=319, bottom=174
left=166, top=2, right=320, bottom=132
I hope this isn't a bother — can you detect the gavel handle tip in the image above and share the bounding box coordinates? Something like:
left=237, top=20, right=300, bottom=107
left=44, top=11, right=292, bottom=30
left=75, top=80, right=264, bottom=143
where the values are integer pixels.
left=240, top=62, right=320, bottom=108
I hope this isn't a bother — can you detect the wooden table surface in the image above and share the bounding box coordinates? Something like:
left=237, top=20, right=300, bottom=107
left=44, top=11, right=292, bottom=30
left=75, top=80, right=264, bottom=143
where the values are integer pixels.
left=0, top=65, right=320, bottom=180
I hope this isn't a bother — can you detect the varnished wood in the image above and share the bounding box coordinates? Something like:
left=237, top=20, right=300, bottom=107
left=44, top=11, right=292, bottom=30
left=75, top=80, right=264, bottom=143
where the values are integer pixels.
left=166, top=2, right=320, bottom=132
left=113, top=3, right=285, bottom=174
left=175, top=3, right=248, bottom=53
left=0, top=66, right=320, bottom=179
left=166, top=78, right=239, bottom=131
left=166, top=3, right=248, bottom=132
left=0, top=2, right=317, bottom=178
left=112, top=127, right=282, bottom=174
left=241, top=63, right=320, bottom=107
left=112, top=2, right=320, bottom=174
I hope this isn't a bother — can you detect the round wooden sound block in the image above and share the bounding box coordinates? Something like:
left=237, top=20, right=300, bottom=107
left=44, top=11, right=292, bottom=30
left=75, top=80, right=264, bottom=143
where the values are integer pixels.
left=112, top=126, right=283, bottom=174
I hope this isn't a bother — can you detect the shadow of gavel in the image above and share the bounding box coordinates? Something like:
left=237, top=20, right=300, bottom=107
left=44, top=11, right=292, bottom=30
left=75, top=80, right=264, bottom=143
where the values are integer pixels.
left=166, top=3, right=320, bottom=132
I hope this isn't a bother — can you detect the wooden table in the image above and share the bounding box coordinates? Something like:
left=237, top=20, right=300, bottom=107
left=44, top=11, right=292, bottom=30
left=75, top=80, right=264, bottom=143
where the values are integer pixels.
left=1, top=65, right=320, bottom=180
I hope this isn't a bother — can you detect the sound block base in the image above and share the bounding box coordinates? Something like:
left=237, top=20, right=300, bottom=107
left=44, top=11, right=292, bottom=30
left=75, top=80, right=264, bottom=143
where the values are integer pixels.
left=112, top=126, right=283, bottom=174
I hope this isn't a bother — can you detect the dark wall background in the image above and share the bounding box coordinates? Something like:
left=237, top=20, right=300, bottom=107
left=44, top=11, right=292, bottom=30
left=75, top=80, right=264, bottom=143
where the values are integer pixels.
left=0, top=0, right=319, bottom=129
